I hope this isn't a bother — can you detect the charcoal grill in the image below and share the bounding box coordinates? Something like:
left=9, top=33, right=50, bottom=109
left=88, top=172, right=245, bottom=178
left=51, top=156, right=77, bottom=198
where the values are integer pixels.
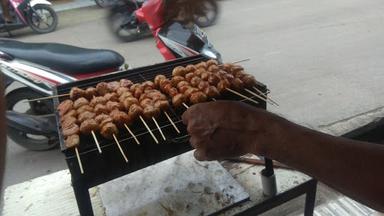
left=53, top=55, right=274, bottom=215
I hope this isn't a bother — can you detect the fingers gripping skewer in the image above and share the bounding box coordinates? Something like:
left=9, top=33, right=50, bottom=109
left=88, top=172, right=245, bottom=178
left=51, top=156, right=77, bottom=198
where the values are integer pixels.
left=26, top=93, right=70, bottom=102
left=225, top=88, right=259, bottom=105
left=139, top=116, right=159, bottom=144
left=91, top=130, right=102, bottom=154
left=164, top=111, right=180, bottom=134
left=252, top=86, right=279, bottom=106
left=152, top=117, right=166, bottom=141
left=124, top=124, right=140, bottom=145
left=75, top=147, right=84, bottom=174
left=113, top=134, right=129, bottom=163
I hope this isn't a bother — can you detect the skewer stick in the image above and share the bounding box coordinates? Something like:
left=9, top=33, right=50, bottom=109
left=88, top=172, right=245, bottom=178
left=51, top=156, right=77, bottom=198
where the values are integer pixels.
left=75, top=147, right=84, bottom=174
left=211, top=98, right=217, bottom=101
left=124, top=124, right=140, bottom=145
left=244, top=88, right=272, bottom=104
left=164, top=111, right=180, bottom=134
left=139, top=116, right=159, bottom=144
left=26, top=93, right=70, bottom=102
left=182, top=103, right=189, bottom=109
left=252, top=86, right=279, bottom=106
left=91, top=130, right=102, bottom=154
left=225, top=88, right=259, bottom=105
left=113, top=134, right=129, bottom=163
left=231, top=58, right=251, bottom=65
left=152, top=117, right=166, bottom=141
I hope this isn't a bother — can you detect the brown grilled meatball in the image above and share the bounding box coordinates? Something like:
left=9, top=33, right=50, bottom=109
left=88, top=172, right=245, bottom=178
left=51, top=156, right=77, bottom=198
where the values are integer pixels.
left=77, top=105, right=94, bottom=114
left=185, top=73, right=195, bottom=82
left=154, top=100, right=170, bottom=110
left=69, top=87, right=85, bottom=100
left=176, top=81, right=190, bottom=89
left=62, top=109, right=77, bottom=120
left=190, top=76, right=202, bottom=87
left=122, top=97, right=139, bottom=110
left=140, top=98, right=154, bottom=108
left=96, top=82, right=110, bottom=95
left=190, top=91, right=208, bottom=104
left=110, top=109, right=132, bottom=126
left=104, top=92, right=119, bottom=102
left=200, top=72, right=211, bottom=81
left=162, top=84, right=173, bottom=95
left=154, top=75, right=167, bottom=88
left=57, top=99, right=73, bottom=116
left=65, top=134, right=80, bottom=149
left=171, top=76, right=185, bottom=86
left=231, top=78, right=245, bottom=90
left=106, top=101, right=122, bottom=111
left=204, top=86, right=220, bottom=98
left=208, top=65, right=220, bottom=73
left=90, top=96, right=108, bottom=107
left=95, top=114, right=111, bottom=124
left=159, top=79, right=171, bottom=92
left=94, top=104, right=109, bottom=114
left=196, top=62, right=207, bottom=70
left=221, top=63, right=232, bottom=71
left=198, top=81, right=210, bottom=91
left=208, top=74, right=221, bottom=86
left=116, top=87, right=130, bottom=96
left=178, top=85, right=190, bottom=94
left=100, top=122, right=119, bottom=139
left=80, top=119, right=99, bottom=135
left=217, top=80, right=231, bottom=93
left=185, top=64, right=196, bottom=73
left=130, top=83, right=141, bottom=92
left=184, top=87, right=199, bottom=99
left=119, top=92, right=133, bottom=102
left=142, top=81, right=155, bottom=90
left=62, top=122, right=79, bottom=137
left=62, top=116, right=78, bottom=128
left=172, top=66, right=186, bottom=77
left=128, top=104, right=143, bottom=119
left=143, top=106, right=161, bottom=119
left=224, top=73, right=235, bottom=82
left=107, top=81, right=121, bottom=92
left=120, top=79, right=133, bottom=88
left=167, top=87, right=178, bottom=97
left=78, top=111, right=96, bottom=123
left=134, top=88, right=144, bottom=99
left=172, top=93, right=187, bottom=108
left=206, top=59, right=219, bottom=67
left=85, top=87, right=98, bottom=99
left=241, top=75, right=257, bottom=88
left=230, top=65, right=244, bottom=74
left=194, top=68, right=205, bottom=77
left=73, top=97, right=89, bottom=110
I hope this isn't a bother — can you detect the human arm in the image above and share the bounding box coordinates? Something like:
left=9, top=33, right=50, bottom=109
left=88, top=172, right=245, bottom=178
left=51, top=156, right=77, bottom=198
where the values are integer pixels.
left=182, top=101, right=384, bottom=212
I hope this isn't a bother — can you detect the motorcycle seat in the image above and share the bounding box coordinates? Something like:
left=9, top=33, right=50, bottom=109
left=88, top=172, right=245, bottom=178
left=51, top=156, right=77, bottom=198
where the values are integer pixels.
left=0, top=39, right=124, bottom=74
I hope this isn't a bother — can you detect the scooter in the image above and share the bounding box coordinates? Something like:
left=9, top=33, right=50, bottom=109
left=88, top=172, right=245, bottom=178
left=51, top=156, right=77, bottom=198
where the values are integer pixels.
left=0, top=7, right=221, bottom=150
left=0, top=0, right=58, bottom=36
left=108, top=0, right=218, bottom=42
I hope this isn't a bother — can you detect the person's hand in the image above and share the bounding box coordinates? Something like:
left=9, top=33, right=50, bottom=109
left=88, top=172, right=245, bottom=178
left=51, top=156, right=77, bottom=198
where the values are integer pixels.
left=182, top=101, right=286, bottom=161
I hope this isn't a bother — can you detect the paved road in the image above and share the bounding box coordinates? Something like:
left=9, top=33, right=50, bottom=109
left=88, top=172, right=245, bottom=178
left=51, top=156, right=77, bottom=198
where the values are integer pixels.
left=3, top=0, right=384, bottom=187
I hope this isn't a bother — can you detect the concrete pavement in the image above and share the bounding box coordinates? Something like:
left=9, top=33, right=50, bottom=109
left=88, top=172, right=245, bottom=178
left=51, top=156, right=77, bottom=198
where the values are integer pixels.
left=3, top=0, right=384, bottom=197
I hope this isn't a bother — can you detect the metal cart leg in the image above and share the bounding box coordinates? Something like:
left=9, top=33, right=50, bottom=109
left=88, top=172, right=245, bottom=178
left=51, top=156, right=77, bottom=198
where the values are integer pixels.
left=72, top=181, right=94, bottom=216
left=304, top=179, right=318, bottom=216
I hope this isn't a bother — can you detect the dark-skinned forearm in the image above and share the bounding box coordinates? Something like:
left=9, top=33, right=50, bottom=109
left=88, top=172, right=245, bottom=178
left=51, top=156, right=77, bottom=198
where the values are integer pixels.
left=259, top=118, right=384, bottom=212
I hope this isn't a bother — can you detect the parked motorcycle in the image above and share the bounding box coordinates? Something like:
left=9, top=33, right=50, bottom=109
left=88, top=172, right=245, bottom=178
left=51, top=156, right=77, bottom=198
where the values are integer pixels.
left=0, top=8, right=221, bottom=150
left=0, top=0, right=58, bottom=36
left=108, top=0, right=218, bottom=42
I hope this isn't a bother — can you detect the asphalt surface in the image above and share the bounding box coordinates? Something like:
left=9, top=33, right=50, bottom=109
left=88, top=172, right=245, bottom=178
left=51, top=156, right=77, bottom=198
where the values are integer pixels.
left=2, top=0, right=384, bottom=188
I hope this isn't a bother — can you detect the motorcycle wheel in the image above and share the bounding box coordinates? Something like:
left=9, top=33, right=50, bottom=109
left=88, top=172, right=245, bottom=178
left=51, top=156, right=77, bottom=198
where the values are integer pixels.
left=6, top=87, right=58, bottom=151
left=28, top=4, right=58, bottom=34
left=194, top=0, right=219, bottom=27
left=108, top=6, right=142, bottom=42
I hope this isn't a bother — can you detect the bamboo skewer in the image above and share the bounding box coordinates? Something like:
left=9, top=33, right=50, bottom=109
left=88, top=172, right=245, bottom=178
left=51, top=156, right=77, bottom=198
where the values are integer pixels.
left=182, top=103, right=189, bottom=109
left=75, top=147, right=84, bottom=174
left=244, top=88, right=275, bottom=106
left=252, top=86, right=279, bottom=106
left=113, top=134, right=129, bottom=163
left=164, top=111, right=180, bottom=134
left=152, top=117, right=166, bottom=141
left=139, top=116, right=159, bottom=144
left=91, top=130, right=102, bottom=154
left=124, top=124, right=140, bottom=145
left=225, top=88, right=259, bottom=105
left=27, top=93, right=70, bottom=102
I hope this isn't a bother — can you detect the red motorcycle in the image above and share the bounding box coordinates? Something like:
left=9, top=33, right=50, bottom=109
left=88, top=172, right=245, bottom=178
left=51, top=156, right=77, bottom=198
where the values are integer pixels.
left=0, top=0, right=221, bottom=151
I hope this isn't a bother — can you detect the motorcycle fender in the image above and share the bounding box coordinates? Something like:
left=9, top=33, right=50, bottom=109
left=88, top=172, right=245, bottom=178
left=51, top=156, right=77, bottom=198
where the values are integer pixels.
left=30, top=0, right=52, bottom=7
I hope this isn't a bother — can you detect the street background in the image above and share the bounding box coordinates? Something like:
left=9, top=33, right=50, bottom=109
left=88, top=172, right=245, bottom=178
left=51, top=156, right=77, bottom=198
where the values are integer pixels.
left=2, top=0, right=384, bottom=194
